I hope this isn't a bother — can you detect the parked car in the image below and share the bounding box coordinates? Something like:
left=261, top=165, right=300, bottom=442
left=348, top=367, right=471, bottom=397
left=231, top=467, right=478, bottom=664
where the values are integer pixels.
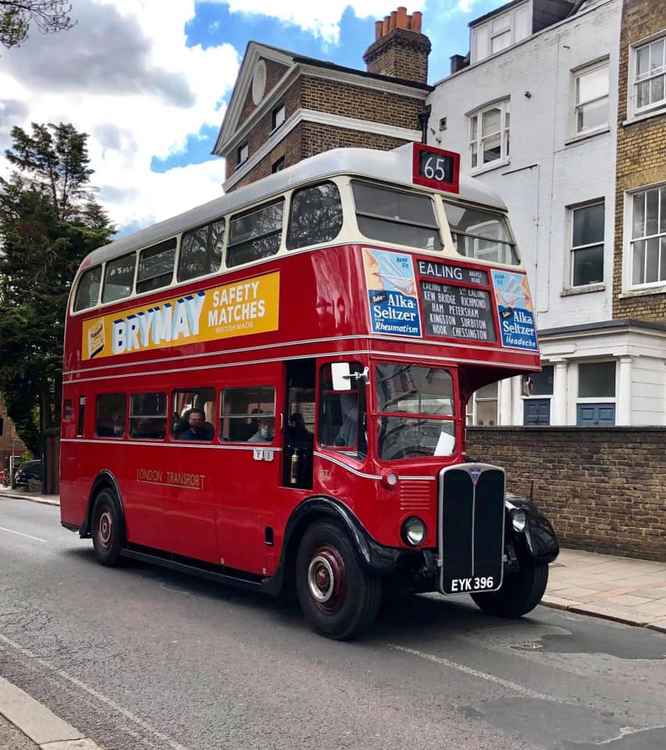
left=13, top=460, right=42, bottom=489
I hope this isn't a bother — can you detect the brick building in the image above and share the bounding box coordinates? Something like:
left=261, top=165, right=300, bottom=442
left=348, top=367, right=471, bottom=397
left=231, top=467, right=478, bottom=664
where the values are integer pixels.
left=0, top=396, right=27, bottom=475
left=213, top=9, right=431, bottom=192
left=613, top=0, right=666, bottom=321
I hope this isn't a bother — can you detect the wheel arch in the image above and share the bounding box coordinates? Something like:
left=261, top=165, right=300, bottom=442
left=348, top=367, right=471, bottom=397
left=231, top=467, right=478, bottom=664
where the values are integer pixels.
left=262, top=495, right=400, bottom=597
left=80, top=470, right=125, bottom=538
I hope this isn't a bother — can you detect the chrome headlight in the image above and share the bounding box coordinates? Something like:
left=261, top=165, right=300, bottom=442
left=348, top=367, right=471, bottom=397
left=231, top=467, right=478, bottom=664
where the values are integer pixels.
left=402, top=517, right=426, bottom=546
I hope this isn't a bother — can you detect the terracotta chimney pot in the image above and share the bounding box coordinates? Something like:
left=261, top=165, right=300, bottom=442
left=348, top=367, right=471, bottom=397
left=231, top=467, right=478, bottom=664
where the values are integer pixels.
left=390, top=10, right=397, bottom=30
left=412, top=10, right=422, bottom=32
left=382, top=15, right=390, bottom=35
left=397, top=7, right=408, bottom=29
left=375, top=20, right=383, bottom=39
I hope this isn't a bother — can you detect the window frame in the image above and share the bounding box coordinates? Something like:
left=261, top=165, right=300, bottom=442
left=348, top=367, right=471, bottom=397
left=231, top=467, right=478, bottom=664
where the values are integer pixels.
left=573, top=59, right=610, bottom=137
left=569, top=200, right=605, bottom=288
left=286, top=180, right=344, bottom=251
left=73, top=265, right=102, bottom=312
left=271, top=103, right=286, bottom=132
left=575, top=361, right=617, bottom=426
left=101, top=251, right=137, bottom=305
left=128, top=391, right=168, bottom=441
left=220, top=385, right=277, bottom=444
left=351, top=179, right=444, bottom=253
left=627, top=183, right=666, bottom=290
left=171, top=388, right=216, bottom=442
left=177, top=218, right=226, bottom=283
left=237, top=142, right=249, bottom=168
left=136, top=237, right=177, bottom=295
left=226, top=197, right=285, bottom=269
left=631, top=33, right=666, bottom=118
left=95, top=393, right=127, bottom=439
left=466, top=381, right=499, bottom=427
left=468, top=99, right=510, bottom=173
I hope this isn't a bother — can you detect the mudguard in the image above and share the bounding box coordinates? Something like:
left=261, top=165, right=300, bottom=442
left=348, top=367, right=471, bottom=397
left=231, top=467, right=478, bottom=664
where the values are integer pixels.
left=262, top=496, right=402, bottom=596
left=505, top=494, right=559, bottom=564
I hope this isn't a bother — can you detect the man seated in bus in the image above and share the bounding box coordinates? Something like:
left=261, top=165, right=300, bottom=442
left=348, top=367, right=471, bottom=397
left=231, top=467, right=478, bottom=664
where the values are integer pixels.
left=176, top=408, right=214, bottom=441
left=248, top=415, right=274, bottom=443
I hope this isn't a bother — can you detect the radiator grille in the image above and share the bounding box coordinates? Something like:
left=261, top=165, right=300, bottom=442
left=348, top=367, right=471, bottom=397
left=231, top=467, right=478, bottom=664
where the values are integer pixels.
left=399, top=480, right=433, bottom=512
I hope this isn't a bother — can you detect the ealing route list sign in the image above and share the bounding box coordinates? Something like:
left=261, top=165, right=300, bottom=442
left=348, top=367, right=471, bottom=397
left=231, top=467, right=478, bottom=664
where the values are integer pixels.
left=421, top=281, right=496, bottom=342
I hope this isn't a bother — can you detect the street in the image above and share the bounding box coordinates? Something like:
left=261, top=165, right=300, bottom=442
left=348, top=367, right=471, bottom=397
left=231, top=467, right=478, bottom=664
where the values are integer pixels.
left=1, top=498, right=666, bottom=750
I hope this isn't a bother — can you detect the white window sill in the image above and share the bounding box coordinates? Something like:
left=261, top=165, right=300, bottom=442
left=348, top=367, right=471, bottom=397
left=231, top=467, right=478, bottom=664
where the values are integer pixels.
left=564, top=127, right=610, bottom=147
left=470, top=158, right=510, bottom=177
left=619, top=285, right=666, bottom=299
left=623, top=107, right=666, bottom=127
left=561, top=283, right=605, bottom=297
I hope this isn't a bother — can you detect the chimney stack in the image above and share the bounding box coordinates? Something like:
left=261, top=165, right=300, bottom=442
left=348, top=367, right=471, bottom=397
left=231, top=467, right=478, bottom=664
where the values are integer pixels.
left=363, top=6, right=431, bottom=85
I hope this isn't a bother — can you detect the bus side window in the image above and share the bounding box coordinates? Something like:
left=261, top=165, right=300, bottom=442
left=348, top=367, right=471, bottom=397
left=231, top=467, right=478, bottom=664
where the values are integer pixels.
left=102, top=252, right=136, bottom=304
left=178, top=220, right=225, bottom=282
left=73, top=266, right=102, bottom=311
left=129, top=393, right=167, bottom=439
left=172, top=388, right=215, bottom=441
left=136, top=238, right=177, bottom=294
left=77, top=396, right=86, bottom=437
left=96, top=393, right=126, bottom=438
left=286, top=182, right=343, bottom=250
left=220, top=387, right=275, bottom=442
left=227, top=199, right=284, bottom=268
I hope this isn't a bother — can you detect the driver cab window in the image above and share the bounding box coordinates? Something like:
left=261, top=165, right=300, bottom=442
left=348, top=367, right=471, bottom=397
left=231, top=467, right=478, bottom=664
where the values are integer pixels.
left=318, top=362, right=367, bottom=459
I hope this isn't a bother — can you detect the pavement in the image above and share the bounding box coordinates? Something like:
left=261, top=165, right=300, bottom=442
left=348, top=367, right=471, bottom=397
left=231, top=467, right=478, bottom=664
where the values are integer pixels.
left=1, top=485, right=665, bottom=637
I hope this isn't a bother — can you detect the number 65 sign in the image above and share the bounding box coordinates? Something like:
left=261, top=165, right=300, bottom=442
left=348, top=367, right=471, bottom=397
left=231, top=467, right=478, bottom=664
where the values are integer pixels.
left=412, top=143, right=460, bottom=194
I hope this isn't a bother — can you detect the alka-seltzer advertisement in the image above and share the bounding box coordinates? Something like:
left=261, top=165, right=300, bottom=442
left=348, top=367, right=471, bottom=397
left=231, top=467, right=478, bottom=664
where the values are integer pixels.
left=362, top=248, right=421, bottom=337
left=82, top=271, right=280, bottom=360
left=491, top=269, right=538, bottom=351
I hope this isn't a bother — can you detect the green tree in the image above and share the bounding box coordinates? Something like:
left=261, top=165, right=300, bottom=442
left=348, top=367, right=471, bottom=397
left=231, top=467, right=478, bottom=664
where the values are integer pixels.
left=0, top=1, right=73, bottom=48
left=0, top=122, right=113, bottom=462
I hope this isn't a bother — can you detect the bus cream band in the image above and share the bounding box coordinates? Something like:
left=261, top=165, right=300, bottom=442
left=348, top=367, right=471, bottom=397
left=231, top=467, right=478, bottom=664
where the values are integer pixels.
left=82, top=271, right=280, bottom=360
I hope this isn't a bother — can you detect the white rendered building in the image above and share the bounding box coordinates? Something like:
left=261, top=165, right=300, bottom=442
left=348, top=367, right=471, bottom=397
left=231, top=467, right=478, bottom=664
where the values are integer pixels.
left=428, top=0, right=666, bottom=427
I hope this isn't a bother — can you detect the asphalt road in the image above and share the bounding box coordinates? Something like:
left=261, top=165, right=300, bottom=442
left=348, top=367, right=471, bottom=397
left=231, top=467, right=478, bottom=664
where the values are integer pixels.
left=1, top=498, right=666, bottom=750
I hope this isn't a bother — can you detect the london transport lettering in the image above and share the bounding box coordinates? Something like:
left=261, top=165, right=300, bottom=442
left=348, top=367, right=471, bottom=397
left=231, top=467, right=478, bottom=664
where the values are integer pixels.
left=136, top=468, right=206, bottom=490
left=82, top=271, right=279, bottom=360
left=362, top=248, right=421, bottom=337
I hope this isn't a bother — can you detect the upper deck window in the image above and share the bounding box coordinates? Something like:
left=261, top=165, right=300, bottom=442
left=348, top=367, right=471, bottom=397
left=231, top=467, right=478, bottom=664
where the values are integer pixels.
left=136, top=238, right=176, bottom=294
left=227, top=199, right=284, bottom=268
left=102, top=252, right=135, bottom=304
left=445, top=203, right=519, bottom=265
left=178, top=219, right=225, bottom=282
left=352, top=181, right=442, bottom=252
left=287, top=182, right=343, bottom=250
left=74, top=266, right=102, bottom=311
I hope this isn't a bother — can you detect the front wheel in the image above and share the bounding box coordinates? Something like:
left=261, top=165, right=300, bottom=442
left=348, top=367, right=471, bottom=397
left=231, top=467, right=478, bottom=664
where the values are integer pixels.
left=472, top=563, right=548, bottom=618
left=295, top=520, right=382, bottom=640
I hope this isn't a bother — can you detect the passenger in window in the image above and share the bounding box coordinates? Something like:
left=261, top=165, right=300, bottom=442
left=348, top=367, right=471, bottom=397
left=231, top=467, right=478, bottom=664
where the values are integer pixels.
left=248, top=415, right=274, bottom=443
left=176, top=408, right=214, bottom=441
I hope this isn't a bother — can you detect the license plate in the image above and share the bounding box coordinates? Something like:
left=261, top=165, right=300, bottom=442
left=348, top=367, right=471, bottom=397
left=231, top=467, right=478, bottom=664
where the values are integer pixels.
left=449, top=575, right=496, bottom=593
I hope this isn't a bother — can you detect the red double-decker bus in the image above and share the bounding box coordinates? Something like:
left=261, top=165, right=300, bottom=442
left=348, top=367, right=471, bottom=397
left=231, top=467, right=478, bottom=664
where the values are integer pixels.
left=60, top=143, right=558, bottom=639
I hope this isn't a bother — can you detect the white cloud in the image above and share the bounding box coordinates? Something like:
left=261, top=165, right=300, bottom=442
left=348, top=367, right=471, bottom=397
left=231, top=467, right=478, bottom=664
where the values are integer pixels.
left=219, top=1, right=425, bottom=44
left=0, top=0, right=239, bottom=231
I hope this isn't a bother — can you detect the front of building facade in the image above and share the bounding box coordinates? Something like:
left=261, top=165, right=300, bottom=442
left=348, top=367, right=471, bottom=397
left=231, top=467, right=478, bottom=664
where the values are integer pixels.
left=215, top=0, right=666, bottom=428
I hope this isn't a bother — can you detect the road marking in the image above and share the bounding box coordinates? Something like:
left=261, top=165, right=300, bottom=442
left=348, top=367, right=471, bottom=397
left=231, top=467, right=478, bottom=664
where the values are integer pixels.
left=388, top=644, right=562, bottom=703
left=0, top=634, right=192, bottom=750
left=0, top=525, right=47, bottom=543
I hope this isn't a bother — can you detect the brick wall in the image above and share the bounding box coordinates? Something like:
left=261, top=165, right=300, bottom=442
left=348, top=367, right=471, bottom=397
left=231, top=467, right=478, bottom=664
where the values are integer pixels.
left=612, top=0, right=666, bottom=321
left=363, top=28, right=431, bottom=84
left=0, top=396, right=27, bottom=471
left=225, top=69, right=425, bottom=189
left=466, top=427, right=666, bottom=561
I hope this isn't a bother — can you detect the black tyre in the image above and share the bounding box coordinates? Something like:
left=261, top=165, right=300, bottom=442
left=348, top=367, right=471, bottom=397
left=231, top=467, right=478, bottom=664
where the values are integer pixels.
left=472, top=563, right=548, bottom=618
left=91, top=489, right=124, bottom=567
left=295, top=520, right=382, bottom=640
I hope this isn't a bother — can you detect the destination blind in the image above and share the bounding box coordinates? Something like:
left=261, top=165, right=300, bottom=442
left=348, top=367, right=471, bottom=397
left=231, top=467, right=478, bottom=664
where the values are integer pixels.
left=421, top=281, right=496, bottom=342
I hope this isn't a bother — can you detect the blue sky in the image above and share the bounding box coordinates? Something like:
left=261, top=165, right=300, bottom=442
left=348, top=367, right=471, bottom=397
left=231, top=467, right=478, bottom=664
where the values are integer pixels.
left=152, top=1, right=507, bottom=173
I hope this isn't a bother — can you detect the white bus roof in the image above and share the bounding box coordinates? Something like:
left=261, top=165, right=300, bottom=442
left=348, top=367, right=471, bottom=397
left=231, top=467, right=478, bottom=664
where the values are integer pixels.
left=84, top=143, right=507, bottom=268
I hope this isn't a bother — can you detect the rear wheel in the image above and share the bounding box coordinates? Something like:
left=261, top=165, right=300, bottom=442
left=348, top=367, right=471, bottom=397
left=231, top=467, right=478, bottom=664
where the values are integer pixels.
left=472, top=563, right=548, bottom=618
left=91, top=489, right=124, bottom=567
left=296, top=520, right=382, bottom=640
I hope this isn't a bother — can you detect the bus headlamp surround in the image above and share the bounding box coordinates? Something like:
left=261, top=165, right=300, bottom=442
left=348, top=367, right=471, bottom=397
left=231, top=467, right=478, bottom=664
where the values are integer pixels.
left=402, top=517, right=426, bottom=546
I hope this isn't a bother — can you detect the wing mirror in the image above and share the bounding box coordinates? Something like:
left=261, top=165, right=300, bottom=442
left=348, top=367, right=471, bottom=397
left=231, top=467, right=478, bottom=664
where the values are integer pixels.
left=331, top=363, right=369, bottom=391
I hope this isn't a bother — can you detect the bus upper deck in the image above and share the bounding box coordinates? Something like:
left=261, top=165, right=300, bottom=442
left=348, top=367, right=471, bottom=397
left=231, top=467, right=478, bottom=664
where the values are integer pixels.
left=66, top=143, right=540, bottom=386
